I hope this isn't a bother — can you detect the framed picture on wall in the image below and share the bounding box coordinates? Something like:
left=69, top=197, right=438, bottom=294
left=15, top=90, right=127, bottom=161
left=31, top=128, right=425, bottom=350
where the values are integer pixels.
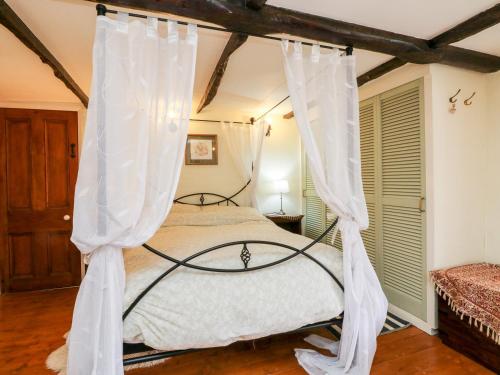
left=185, top=134, right=218, bottom=165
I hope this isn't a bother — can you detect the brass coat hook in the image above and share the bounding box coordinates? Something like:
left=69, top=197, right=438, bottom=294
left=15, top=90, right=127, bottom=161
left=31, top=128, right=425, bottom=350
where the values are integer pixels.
left=449, top=89, right=461, bottom=113
left=449, top=88, right=461, bottom=103
left=464, top=92, right=476, bottom=106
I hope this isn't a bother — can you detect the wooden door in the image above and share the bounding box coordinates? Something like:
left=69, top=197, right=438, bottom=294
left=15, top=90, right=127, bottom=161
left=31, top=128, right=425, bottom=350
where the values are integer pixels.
left=0, top=108, right=81, bottom=292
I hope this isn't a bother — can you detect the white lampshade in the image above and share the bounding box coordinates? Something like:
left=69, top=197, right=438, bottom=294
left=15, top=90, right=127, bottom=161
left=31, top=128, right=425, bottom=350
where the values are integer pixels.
left=273, top=179, right=290, bottom=194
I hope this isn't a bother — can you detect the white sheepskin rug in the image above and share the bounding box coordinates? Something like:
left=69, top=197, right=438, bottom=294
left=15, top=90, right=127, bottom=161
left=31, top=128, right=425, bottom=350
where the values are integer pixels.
left=47, top=339, right=169, bottom=374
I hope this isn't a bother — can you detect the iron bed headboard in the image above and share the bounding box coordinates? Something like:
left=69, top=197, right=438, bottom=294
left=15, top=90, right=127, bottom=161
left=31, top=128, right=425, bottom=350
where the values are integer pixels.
left=173, top=179, right=251, bottom=206
left=123, top=182, right=344, bottom=366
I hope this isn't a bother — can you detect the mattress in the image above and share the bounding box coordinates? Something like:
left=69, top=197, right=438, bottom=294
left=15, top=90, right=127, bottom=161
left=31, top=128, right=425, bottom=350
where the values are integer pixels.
left=122, top=205, right=344, bottom=351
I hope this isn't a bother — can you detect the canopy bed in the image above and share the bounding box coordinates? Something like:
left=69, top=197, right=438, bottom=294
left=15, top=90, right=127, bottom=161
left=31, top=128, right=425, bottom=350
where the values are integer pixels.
left=65, top=4, right=387, bottom=375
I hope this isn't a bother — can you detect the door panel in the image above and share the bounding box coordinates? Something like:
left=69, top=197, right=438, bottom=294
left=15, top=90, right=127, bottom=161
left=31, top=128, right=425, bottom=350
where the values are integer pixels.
left=8, top=233, right=34, bottom=279
left=6, top=118, right=32, bottom=210
left=46, top=120, right=71, bottom=208
left=0, top=108, right=81, bottom=292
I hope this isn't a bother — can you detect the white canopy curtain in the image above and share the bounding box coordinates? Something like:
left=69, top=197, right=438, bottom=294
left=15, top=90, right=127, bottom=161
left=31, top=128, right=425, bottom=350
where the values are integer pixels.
left=67, top=13, right=197, bottom=375
left=221, top=120, right=266, bottom=207
left=281, top=41, right=388, bottom=374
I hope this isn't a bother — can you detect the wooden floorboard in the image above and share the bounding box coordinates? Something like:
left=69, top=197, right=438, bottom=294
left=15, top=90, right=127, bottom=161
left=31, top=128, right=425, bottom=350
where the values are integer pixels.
left=0, top=288, right=494, bottom=375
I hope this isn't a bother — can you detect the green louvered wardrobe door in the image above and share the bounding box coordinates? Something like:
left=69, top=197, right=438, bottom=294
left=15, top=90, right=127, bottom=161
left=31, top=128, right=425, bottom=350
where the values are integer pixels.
left=303, top=79, right=426, bottom=320
left=379, top=79, right=426, bottom=320
left=360, top=99, right=377, bottom=270
left=303, top=160, right=326, bottom=241
left=303, top=158, right=343, bottom=249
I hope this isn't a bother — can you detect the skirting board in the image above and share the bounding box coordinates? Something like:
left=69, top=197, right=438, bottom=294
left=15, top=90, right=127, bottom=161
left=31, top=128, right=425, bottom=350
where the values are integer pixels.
left=389, top=304, right=437, bottom=335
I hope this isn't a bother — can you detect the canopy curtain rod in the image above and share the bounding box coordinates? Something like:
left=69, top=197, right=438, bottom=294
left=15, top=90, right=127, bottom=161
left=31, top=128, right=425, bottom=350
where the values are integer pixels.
left=95, top=4, right=353, bottom=124
left=191, top=118, right=252, bottom=125
left=96, top=4, right=348, bottom=52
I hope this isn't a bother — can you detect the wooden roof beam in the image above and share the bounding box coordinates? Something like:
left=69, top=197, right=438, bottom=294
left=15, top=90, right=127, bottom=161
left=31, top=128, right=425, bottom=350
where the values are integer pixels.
left=283, top=3, right=500, bottom=118
left=196, top=33, right=248, bottom=113
left=86, top=0, right=500, bottom=73
left=197, top=0, right=266, bottom=113
left=430, top=3, right=500, bottom=48
left=0, top=0, right=88, bottom=107
left=356, top=58, right=405, bottom=87
left=356, top=3, right=500, bottom=88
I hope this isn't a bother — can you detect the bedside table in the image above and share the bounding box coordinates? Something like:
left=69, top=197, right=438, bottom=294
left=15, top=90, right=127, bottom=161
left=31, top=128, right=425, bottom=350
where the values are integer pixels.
left=265, top=214, right=304, bottom=235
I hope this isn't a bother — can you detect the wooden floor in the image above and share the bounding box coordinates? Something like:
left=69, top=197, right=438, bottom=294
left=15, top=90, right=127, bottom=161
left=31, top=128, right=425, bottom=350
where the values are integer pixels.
left=0, top=288, right=493, bottom=375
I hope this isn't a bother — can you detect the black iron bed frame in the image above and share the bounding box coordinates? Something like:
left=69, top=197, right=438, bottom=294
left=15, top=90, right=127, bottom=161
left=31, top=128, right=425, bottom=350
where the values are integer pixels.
left=122, top=184, right=344, bottom=366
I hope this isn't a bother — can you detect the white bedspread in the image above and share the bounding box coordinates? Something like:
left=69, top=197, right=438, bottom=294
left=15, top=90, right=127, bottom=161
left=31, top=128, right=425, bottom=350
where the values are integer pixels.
left=122, top=206, right=344, bottom=351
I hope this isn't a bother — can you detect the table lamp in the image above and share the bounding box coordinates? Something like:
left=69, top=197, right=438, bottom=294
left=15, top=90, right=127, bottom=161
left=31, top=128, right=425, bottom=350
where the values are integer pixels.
left=273, top=179, right=289, bottom=215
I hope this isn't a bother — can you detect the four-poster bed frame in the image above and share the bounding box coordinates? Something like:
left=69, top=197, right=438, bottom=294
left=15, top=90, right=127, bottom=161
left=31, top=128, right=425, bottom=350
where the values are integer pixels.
left=87, top=4, right=349, bottom=367
left=122, top=184, right=344, bottom=366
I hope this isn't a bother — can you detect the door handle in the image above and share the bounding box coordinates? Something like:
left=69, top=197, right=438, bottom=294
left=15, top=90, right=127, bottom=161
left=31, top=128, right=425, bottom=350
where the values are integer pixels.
left=70, top=144, right=76, bottom=158
left=419, top=197, right=426, bottom=213
left=63, top=214, right=71, bottom=221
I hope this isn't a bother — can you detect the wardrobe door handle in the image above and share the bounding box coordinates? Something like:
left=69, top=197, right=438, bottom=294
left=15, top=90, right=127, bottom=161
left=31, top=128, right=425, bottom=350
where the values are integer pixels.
left=419, top=197, right=426, bottom=213
left=70, top=144, right=76, bottom=158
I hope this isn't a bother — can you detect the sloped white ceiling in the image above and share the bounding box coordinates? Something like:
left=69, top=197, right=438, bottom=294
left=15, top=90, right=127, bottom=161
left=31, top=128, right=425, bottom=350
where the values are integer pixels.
left=1, top=0, right=499, bottom=119
left=0, top=23, right=78, bottom=103
left=268, top=0, right=498, bottom=39
left=453, top=24, right=500, bottom=56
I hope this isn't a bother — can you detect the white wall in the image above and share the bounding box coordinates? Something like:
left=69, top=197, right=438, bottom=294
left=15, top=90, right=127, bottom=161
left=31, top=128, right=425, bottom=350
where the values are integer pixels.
left=428, top=65, right=489, bottom=269
left=176, top=115, right=302, bottom=214
left=176, top=121, right=247, bottom=205
left=484, top=71, right=500, bottom=264
left=256, top=115, right=302, bottom=215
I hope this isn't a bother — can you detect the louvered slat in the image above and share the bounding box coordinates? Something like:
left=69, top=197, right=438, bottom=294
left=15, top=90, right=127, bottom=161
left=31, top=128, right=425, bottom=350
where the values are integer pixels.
left=305, top=160, right=315, bottom=191
left=382, top=205, right=423, bottom=301
left=361, top=202, right=376, bottom=269
left=360, top=103, right=375, bottom=196
left=305, top=195, right=325, bottom=240
left=381, top=86, right=421, bottom=198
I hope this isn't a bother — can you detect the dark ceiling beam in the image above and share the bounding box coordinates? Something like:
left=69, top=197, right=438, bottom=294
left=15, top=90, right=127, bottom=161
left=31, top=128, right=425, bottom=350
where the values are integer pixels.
left=246, top=0, right=267, bottom=11
left=356, top=58, right=406, bottom=87
left=284, top=3, right=500, bottom=118
left=197, top=0, right=266, bottom=113
left=86, top=0, right=500, bottom=73
left=430, top=3, right=500, bottom=48
left=356, top=3, right=500, bottom=88
left=197, top=33, right=248, bottom=113
left=0, top=0, right=88, bottom=107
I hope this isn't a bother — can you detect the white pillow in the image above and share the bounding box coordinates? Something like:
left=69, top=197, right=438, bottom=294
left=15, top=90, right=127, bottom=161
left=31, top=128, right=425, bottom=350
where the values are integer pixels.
left=170, top=203, right=201, bottom=213
left=163, top=205, right=268, bottom=227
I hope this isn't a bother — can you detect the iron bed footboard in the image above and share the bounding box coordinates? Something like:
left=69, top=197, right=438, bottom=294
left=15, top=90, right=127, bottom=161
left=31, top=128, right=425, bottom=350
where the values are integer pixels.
left=122, top=189, right=344, bottom=365
left=122, top=317, right=343, bottom=366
